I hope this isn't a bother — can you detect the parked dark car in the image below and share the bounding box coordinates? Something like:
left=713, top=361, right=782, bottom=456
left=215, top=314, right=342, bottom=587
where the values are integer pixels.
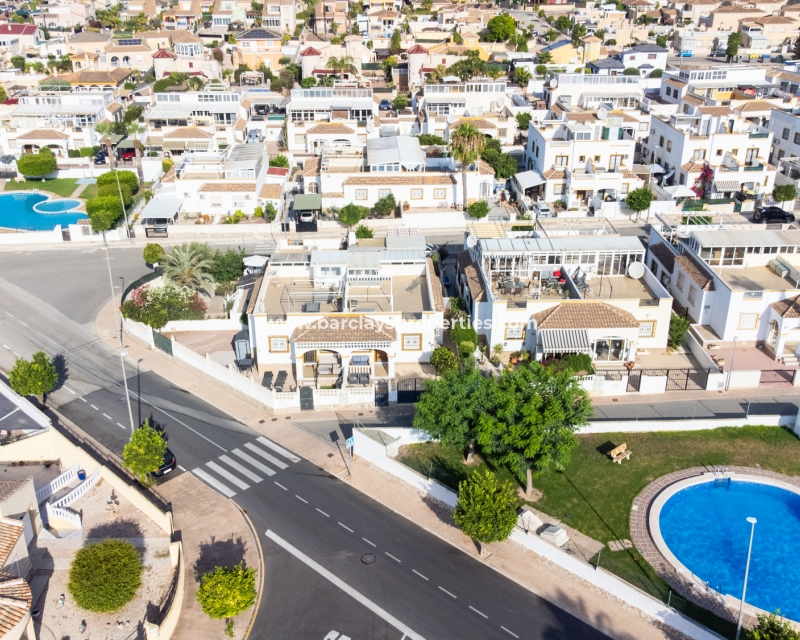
left=379, top=99, right=391, bottom=110
left=754, top=206, right=796, bottom=223
left=254, top=104, right=267, bottom=115
left=153, top=448, right=177, bottom=477
left=94, top=154, right=107, bottom=165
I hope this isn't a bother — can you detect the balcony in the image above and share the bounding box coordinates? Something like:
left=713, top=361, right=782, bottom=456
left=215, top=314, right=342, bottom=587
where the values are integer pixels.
left=748, top=132, right=769, bottom=139
left=743, top=163, right=764, bottom=171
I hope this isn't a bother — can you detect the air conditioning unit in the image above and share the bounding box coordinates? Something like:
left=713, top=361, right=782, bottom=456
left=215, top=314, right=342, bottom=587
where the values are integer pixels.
left=769, top=259, right=789, bottom=277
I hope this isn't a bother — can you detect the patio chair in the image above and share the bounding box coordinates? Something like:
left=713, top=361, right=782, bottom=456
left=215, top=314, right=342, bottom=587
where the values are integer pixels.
left=347, top=372, right=359, bottom=385
left=359, top=372, right=370, bottom=385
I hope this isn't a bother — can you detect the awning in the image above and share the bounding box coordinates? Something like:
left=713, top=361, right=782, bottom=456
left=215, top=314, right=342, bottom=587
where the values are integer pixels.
left=162, top=140, right=186, bottom=150
left=243, top=255, right=268, bottom=268
left=187, top=141, right=210, bottom=151
left=713, top=180, right=741, bottom=191
left=140, top=194, right=181, bottom=223
left=294, top=194, right=322, bottom=211
left=645, top=163, right=665, bottom=174
left=514, top=170, right=546, bottom=190
left=663, top=184, right=696, bottom=198
left=540, top=328, right=591, bottom=354
left=117, top=139, right=135, bottom=150
left=145, top=136, right=163, bottom=147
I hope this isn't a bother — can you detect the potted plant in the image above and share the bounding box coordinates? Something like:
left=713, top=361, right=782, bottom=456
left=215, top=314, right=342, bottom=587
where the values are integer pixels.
left=510, top=352, right=519, bottom=364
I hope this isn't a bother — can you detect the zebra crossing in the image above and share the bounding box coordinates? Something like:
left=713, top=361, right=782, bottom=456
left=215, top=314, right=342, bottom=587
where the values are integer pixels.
left=191, top=436, right=300, bottom=497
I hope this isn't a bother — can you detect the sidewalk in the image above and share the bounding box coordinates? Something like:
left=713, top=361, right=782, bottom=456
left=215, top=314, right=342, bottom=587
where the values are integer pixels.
left=96, top=300, right=677, bottom=640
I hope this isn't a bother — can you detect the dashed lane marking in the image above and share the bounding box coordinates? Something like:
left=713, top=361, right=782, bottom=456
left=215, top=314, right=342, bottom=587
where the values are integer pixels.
left=64, top=386, right=76, bottom=395
left=103, top=413, right=112, bottom=420
left=362, top=538, right=376, bottom=547
left=412, top=570, right=428, bottom=581
left=274, top=482, right=287, bottom=490
left=501, top=627, right=519, bottom=638
left=90, top=405, right=98, bottom=410
left=438, top=586, right=456, bottom=599
left=385, top=552, right=401, bottom=563
left=316, top=508, right=330, bottom=517
left=338, top=522, right=354, bottom=533
left=469, top=606, right=487, bottom=619
left=295, top=495, right=308, bottom=504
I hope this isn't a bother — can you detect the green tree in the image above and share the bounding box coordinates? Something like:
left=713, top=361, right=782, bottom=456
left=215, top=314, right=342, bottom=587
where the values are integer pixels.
left=513, top=66, right=531, bottom=85
left=122, top=419, right=167, bottom=482
left=477, top=363, right=592, bottom=496
left=300, top=76, right=317, bottom=88
left=97, top=169, right=139, bottom=193
left=537, top=50, right=553, bottom=64
left=544, top=28, right=558, bottom=42
left=354, top=223, right=373, bottom=239
left=623, top=67, right=640, bottom=75
left=123, top=103, right=143, bottom=123
left=416, top=133, right=447, bottom=145
left=374, top=193, right=396, bottom=216
left=452, top=469, right=518, bottom=556
left=8, top=351, right=58, bottom=405
left=16, top=148, right=57, bottom=178
left=649, top=68, right=663, bottom=78
left=571, top=23, right=586, bottom=45
left=0, top=86, right=7, bottom=103
left=726, top=31, right=741, bottom=61
left=98, top=182, right=133, bottom=206
left=86, top=196, right=123, bottom=235
left=554, top=15, right=572, bottom=31
left=516, top=112, right=532, bottom=130
left=326, top=54, right=357, bottom=77
left=392, top=94, right=408, bottom=110
left=485, top=14, right=516, bottom=42
left=656, top=34, right=667, bottom=48
left=516, top=37, right=528, bottom=53
left=263, top=202, right=277, bottom=222
left=605, top=38, right=617, bottom=45
left=450, top=122, right=485, bottom=211
left=210, top=247, right=245, bottom=282
left=389, top=29, right=403, bottom=53
left=794, top=37, right=800, bottom=61
left=668, top=312, right=691, bottom=349
left=773, top=184, right=797, bottom=203
left=269, top=154, right=289, bottom=168
left=143, top=243, right=166, bottom=265
left=429, top=346, right=458, bottom=375
left=338, top=202, right=365, bottom=228
left=10, top=55, right=25, bottom=71
left=625, top=186, right=653, bottom=221
left=196, top=562, right=257, bottom=637
left=414, top=368, right=495, bottom=457
left=744, top=612, right=800, bottom=640
left=162, top=243, right=215, bottom=294
left=480, top=150, right=516, bottom=179
left=68, top=540, right=142, bottom=612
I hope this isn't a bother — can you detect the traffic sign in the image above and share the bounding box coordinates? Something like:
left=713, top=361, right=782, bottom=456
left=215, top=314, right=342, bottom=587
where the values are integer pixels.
left=345, top=437, right=355, bottom=449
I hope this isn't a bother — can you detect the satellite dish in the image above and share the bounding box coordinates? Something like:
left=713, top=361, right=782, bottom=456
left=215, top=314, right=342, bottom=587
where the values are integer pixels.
left=597, top=106, right=608, bottom=120
left=446, top=114, right=456, bottom=124
left=627, top=262, right=645, bottom=279
left=466, top=234, right=477, bottom=248
left=496, top=97, right=505, bottom=108
left=550, top=78, right=559, bottom=88
left=577, top=46, right=584, bottom=54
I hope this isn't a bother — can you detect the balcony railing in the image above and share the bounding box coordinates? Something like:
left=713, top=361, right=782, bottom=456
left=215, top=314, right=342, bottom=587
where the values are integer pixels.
left=639, top=298, right=660, bottom=307
left=743, top=163, right=764, bottom=171
left=748, top=132, right=769, bottom=139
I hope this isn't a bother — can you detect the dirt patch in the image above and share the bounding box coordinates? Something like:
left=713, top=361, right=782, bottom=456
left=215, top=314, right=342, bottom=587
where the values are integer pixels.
left=517, top=486, right=543, bottom=502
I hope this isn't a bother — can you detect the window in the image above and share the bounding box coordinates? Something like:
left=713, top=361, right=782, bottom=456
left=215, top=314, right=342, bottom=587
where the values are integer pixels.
left=295, top=134, right=305, bottom=144
left=716, top=149, right=723, bottom=156
left=594, top=155, right=600, bottom=162
left=731, top=149, right=738, bottom=156
left=659, top=135, right=664, bottom=147
left=379, top=189, right=390, bottom=199
left=505, top=323, right=525, bottom=340
left=676, top=271, right=685, bottom=292
left=410, top=189, right=423, bottom=199
left=729, top=309, right=759, bottom=332
left=553, top=183, right=565, bottom=195
left=648, top=53, right=657, bottom=59
left=687, top=285, right=697, bottom=305
left=555, top=155, right=568, bottom=166
left=679, top=173, right=686, bottom=185
left=693, top=149, right=706, bottom=160
left=498, top=129, right=507, bottom=137
left=638, top=321, right=656, bottom=337
left=667, top=141, right=672, bottom=152
left=578, top=155, right=586, bottom=162
left=355, top=189, right=367, bottom=200
left=783, top=127, right=790, bottom=140
left=794, top=133, right=800, bottom=145
left=402, top=334, right=422, bottom=350
left=351, top=355, right=369, bottom=365
left=621, top=183, right=630, bottom=194
left=210, top=196, right=222, bottom=207
left=434, top=188, right=446, bottom=199
left=269, top=336, right=289, bottom=352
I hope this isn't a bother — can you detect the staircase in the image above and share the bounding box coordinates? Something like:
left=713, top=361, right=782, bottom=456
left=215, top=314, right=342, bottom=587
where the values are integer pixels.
left=37, top=466, right=102, bottom=538
left=782, top=354, right=799, bottom=367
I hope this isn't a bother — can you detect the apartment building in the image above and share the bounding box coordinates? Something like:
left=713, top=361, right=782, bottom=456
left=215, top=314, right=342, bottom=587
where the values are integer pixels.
left=739, top=16, right=798, bottom=56
left=640, top=103, right=775, bottom=199
left=163, top=0, right=203, bottom=30
left=33, top=2, right=94, bottom=29
left=298, top=39, right=368, bottom=82
left=247, top=246, right=445, bottom=387
left=456, top=235, right=672, bottom=364
left=648, top=224, right=800, bottom=363
left=768, top=108, right=800, bottom=165
left=235, top=28, right=285, bottom=70
left=524, top=110, right=643, bottom=209
left=544, top=72, right=643, bottom=111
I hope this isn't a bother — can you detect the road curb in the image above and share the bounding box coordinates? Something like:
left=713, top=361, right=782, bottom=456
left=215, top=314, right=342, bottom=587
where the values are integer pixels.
left=233, top=500, right=265, bottom=640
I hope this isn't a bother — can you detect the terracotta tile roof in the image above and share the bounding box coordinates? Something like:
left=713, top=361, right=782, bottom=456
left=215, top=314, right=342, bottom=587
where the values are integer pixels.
left=735, top=99, right=774, bottom=112
left=675, top=253, right=715, bottom=291
left=260, top=183, right=283, bottom=199
left=771, top=295, right=800, bottom=317
left=543, top=168, right=566, bottom=179
left=343, top=175, right=456, bottom=186
left=240, top=99, right=252, bottom=109
left=0, top=482, right=26, bottom=505
left=457, top=251, right=486, bottom=302
left=106, top=44, right=152, bottom=53
left=198, top=182, right=257, bottom=192
left=303, top=157, right=320, bottom=177
left=755, top=14, right=795, bottom=22
left=683, top=94, right=704, bottom=106
left=235, top=117, right=247, bottom=131
left=61, top=68, right=131, bottom=84
left=0, top=520, right=23, bottom=567
left=681, top=161, right=705, bottom=172
left=163, top=127, right=213, bottom=139
left=170, top=29, right=204, bottom=44
left=300, top=46, right=322, bottom=56
left=307, top=123, right=355, bottom=134
left=476, top=159, right=495, bottom=175
left=531, top=302, right=639, bottom=329
left=427, top=258, right=444, bottom=312
left=293, top=317, right=397, bottom=343
left=161, top=164, right=176, bottom=183
left=452, top=118, right=495, bottom=130
left=152, top=48, right=176, bottom=59
left=714, top=4, right=764, bottom=11
left=407, top=44, right=429, bottom=54
left=0, top=574, right=31, bottom=636
left=698, top=106, right=733, bottom=116
left=649, top=242, right=676, bottom=274
left=321, top=191, right=344, bottom=198
left=610, top=110, right=640, bottom=123
left=16, top=129, right=69, bottom=140
left=621, top=169, right=639, bottom=179
left=565, top=112, right=598, bottom=123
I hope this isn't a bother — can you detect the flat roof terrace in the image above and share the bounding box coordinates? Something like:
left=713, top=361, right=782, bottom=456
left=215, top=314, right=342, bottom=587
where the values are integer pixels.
left=493, top=274, right=658, bottom=303
left=720, top=265, right=800, bottom=291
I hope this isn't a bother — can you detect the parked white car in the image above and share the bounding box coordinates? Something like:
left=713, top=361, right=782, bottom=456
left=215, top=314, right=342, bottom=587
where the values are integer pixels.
left=533, top=202, right=552, bottom=218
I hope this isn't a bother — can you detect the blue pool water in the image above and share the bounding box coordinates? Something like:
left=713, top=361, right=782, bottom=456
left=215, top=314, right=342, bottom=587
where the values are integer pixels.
left=33, top=198, right=81, bottom=213
left=660, top=481, right=800, bottom=620
left=0, top=193, right=87, bottom=230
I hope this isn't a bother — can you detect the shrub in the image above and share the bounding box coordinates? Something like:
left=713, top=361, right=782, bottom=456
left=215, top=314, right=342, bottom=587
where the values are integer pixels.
left=86, top=196, right=124, bottom=232
left=215, top=280, right=237, bottom=297
left=339, top=202, right=366, bottom=228
left=535, top=64, right=547, bottom=76
left=79, top=146, right=98, bottom=157
left=143, top=243, right=165, bottom=265
left=544, top=353, right=594, bottom=375
left=263, top=202, right=277, bottom=222
left=16, top=148, right=57, bottom=177
left=467, top=200, right=490, bottom=219
left=374, top=193, right=396, bottom=216
left=668, top=312, right=691, bottom=349
left=68, top=149, right=81, bottom=158
left=773, top=184, right=797, bottom=203
left=269, top=154, right=289, bottom=168
left=416, top=133, right=446, bottom=145
left=121, top=284, right=207, bottom=329
left=392, top=95, right=408, bottom=110
left=68, top=540, right=142, bottom=612
left=97, top=169, right=139, bottom=193
left=649, top=68, right=663, bottom=78
left=623, top=67, right=640, bottom=76
left=430, top=346, right=458, bottom=375
left=209, top=248, right=245, bottom=282
left=453, top=469, right=518, bottom=555
left=98, top=182, right=133, bottom=206
left=450, top=319, right=478, bottom=348
left=196, top=562, right=257, bottom=635
left=162, top=158, right=174, bottom=174
left=354, top=223, right=373, bottom=238
left=459, top=340, right=475, bottom=357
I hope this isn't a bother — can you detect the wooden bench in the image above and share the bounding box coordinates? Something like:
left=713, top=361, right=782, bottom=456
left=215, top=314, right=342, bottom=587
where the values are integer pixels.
left=610, top=443, right=632, bottom=464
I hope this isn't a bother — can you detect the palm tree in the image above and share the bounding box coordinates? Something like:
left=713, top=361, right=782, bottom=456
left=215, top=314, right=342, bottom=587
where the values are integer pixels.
left=222, top=68, right=233, bottom=83
left=126, top=121, right=146, bottom=184
left=95, top=121, right=114, bottom=167
left=162, top=244, right=215, bottom=295
left=449, top=122, right=485, bottom=212
left=485, top=66, right=503, bottom=80
left=187, top=76, right=205, bottom=91
left=325, top=55, right=357, bottom=78
left=513, top=66, right=531, bottom=85
left=422, top=0, right=432, bottom=10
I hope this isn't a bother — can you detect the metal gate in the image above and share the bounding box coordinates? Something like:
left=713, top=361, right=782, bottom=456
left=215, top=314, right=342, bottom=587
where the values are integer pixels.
left=666, top=368, right=710, bottom=391
left=300, top=386, right=314, bottom=410
left=760, top=369, right=794, bottom=386
left=152, top=329, right=173, bottom=356
left=397, top=378, right=425, bottom=403
left=626, top=371, right=641, bottom=393
left=375, top=381, right=389, bottom=407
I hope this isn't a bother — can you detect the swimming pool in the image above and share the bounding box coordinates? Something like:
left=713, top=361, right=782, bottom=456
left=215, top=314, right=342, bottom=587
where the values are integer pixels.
left=0, top=193, right=87, bottom=230
left=659, top=480, right=800, bottom=620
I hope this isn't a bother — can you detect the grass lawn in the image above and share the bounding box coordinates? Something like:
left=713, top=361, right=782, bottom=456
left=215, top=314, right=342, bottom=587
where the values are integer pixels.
left=398, top=427, right=800, bottom=639
left=79, top=182, right=97, bottom=200
left=5, top=178, right=79, bottom=198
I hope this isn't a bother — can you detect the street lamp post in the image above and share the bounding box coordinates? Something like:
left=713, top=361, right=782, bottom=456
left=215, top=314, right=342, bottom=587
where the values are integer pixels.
left=119, top=350, right=135, bottom=436
left=735, top=517, right=758, bottom=640
left=726, top=335, right=740, bottom=391
left=100, top=245, right=122, bottom=348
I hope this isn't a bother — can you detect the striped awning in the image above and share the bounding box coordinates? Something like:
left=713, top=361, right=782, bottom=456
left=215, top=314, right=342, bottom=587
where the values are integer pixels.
left=145, top=136, right=163, bottom=147
left=162, top=140, right=186, bottom=150
left=540, top=329, right=591, bottom=354
left=713, top=180, right=742, bottom=192
left=187, top=141, right=210, bottom=151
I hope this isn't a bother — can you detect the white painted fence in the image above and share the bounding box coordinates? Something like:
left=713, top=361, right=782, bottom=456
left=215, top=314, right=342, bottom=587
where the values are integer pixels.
left=35, top=463, right=80, bottom=504
left=123, top=317, right=155, bottom=348
left=579, top=414, right=792, bottom=434
left=161, top=319, right=245, bottom=332
left=51, top=467, right=101, bottom=508
left=44, top=503, right=82, bottom=529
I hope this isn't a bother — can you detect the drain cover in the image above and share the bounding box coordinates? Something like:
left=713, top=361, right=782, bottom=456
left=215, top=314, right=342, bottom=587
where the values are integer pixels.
left=361, top=553, right=377, bottom=565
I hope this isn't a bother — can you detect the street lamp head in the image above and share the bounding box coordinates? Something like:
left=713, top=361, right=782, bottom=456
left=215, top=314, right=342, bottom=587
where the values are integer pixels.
left=734, top=336, right=740, bottom=343
left=119, top=350, right=128, bottom=357
left=746, top=517, right=757, bottom=525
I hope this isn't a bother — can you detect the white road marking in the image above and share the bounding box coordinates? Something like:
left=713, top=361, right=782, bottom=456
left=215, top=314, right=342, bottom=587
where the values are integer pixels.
left=90, top=404, right=98, bottom=410
left=412, top=570, right=428, bottom=581
left=438, top=586, right=456, bottom=599
left=231, top=449, right=275, bottom=476
left=243, top=442, right=289, bottom=469
left=2, top=345, right=8, bottom=349
left=316, top=508, right=330, bottom=517
left=18, top=321, right=27, bottom=327
left=265, top=530, right=426, bottom=640
left=255, top=436, right=300, bottom=462
left=192, top=468, right=236, bottom=497
left=219, top=455, right=263, bottom=483
left=0, top=408, right=20, bottom=423
left=338, top=522, right=354, bottom=533
left=178, top=465, right=187, bottom=472
left=3, top=312, right=12, bottom=317
left=501, top=627, right=519, bottom=638
left=103, top=413, right=112, bottom=420
left=38, top=332, right=64, bottom=349
left=12, top=352, right=20, bottom=358
left=64, top=386, right=76, bottom=395
left=362, top=538, right=376, bottom=547
left=274, top=481, right=287, bottom=490
left=295, top=495, right=308, bottom=504
left=117, top=423, right=126, bottom=429
left=79, top=397, right=87, bottom=403
left=206, top=461, right=250, bottom=490
left=469, top=606, right=487, bottom=619
left=385, top=552, right=401, bottom=563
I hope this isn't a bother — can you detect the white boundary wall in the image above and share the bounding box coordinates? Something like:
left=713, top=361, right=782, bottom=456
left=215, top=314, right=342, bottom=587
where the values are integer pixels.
left=578, top=414, right=793, bottom=433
